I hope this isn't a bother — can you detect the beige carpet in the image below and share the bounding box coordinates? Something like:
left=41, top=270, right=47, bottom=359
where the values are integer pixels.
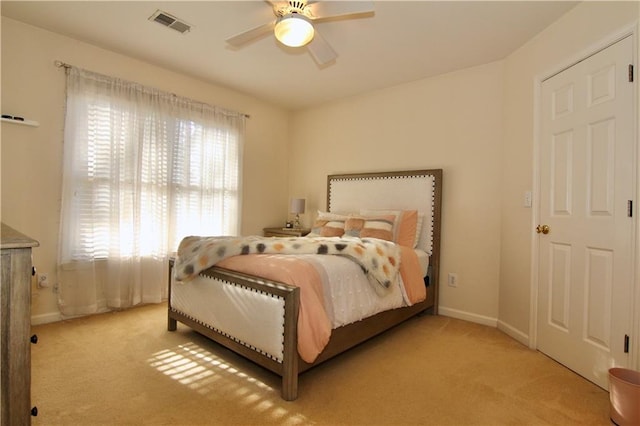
left=31, top=303, right=610, bottom=425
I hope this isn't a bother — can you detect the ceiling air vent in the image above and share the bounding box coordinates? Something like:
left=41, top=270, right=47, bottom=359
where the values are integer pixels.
left=149, top=10, right=192, bottom=34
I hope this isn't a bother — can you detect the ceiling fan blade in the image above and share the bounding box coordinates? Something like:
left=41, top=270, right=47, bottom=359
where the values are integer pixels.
left=226, top=20, right=276, bottom=46
left=307, top=30, right=337, bottom=65
left=266, top=0, right=285, bottom=7
left=309, top=1, right=374, bottom=21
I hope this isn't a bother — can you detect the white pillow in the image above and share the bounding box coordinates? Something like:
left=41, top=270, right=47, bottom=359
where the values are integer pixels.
left=317, top=210, right=350, bottom=221
left=414, top=213, right=424, bottom=248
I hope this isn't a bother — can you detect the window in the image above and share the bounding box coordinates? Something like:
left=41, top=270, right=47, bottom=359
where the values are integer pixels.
left=58, top=67, right=244, bottom=313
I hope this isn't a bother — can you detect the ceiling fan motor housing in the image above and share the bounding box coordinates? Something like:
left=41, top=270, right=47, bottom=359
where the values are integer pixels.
left=277, top=1, right=310, bottom=18
left=289, top=1, right=307, bottom=12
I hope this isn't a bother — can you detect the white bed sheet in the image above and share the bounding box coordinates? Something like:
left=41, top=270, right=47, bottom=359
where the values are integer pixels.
left=415, top=249, right=430, bottom=277
left=299, top=255, right=404, bottom=329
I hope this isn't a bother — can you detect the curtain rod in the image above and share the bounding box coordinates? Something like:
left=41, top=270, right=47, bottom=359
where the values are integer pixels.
left=54, top=60, right=250, bottom=119
left=54, top=60, right=72, bottom=69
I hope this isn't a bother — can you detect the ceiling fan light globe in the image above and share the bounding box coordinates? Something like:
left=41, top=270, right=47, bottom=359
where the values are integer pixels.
left=275, top=14, right=314, bottom=47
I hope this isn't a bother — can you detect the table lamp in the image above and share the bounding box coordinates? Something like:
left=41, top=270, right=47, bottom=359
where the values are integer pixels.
left=290, top=198, right=305, bottom=229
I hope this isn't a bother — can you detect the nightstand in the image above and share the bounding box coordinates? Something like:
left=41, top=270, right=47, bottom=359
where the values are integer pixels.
left=263, top=227, right=311, bottom=237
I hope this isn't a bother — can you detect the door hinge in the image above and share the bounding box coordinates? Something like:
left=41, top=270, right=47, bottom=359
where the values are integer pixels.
left=624, top=334, right=630, bottom=353
left=629, top=64, right=634, bottom=82
left=628, top=200, right=633, bottom=217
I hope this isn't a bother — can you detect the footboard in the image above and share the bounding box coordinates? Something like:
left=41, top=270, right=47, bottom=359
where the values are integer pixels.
left=167, top=260, right=301, bottom=400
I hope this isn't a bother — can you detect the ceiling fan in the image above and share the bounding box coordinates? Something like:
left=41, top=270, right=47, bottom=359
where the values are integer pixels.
left=225, top=0, right=375, bottom=65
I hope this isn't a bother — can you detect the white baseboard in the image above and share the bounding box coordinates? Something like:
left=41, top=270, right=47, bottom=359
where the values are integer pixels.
left=31, top=312, right=63, bottom=325
left=31, top=303, right=532, bottom=347
left=497, top=320, right=530, bottom=346
left=438, top=307, right=531, bottom=347
left=438, top=306, right=498, bottom=327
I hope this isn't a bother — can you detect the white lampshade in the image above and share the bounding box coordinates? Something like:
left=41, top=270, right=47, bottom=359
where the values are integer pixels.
left=274, top=14, right=314, bottom=48
left=290, top=198, right=306, bottom=214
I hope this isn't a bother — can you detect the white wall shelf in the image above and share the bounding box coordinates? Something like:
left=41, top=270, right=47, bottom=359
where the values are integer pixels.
left=1, top=117, right=40, bottom=127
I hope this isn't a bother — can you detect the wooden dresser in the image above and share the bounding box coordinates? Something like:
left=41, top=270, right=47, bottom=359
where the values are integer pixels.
left=1, top=223, right=39, bottom=425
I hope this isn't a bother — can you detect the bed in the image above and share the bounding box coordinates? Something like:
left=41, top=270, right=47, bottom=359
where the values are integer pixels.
left=167, top=169, right=442, bottom=400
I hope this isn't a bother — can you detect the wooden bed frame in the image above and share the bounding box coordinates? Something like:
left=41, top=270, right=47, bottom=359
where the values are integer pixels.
left=167, top=169, right=442, bottom=400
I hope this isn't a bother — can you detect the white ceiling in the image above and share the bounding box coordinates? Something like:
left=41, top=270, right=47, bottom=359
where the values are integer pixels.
left=1, top=1, right=579, bottom=110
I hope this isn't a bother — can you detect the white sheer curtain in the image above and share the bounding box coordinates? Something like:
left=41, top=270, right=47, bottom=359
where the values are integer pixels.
left=58, top=67, right=244, bottom=317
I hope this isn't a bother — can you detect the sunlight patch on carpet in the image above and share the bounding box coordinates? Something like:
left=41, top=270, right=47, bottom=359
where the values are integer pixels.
left=147, top=342, right=311, bottom=424
left=148, top=342, right=272, bottom=394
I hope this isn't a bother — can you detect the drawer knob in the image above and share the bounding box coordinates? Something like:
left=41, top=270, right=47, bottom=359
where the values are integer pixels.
left=31, top=406, right=38, bottom=416
left=30, top=334, right=38, bottom=344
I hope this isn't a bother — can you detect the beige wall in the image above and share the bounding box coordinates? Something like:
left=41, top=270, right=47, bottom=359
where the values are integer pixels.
left=499, top=1, right=639, bottom=343
left=1, top=18, right=290, bottom=322
left=289, top=61, right=505, bottom=323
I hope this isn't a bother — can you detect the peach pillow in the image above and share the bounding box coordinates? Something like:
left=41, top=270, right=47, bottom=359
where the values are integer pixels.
left=308, top=219, right=345, bottom=237
left=344, top=215, right=396, bottom=241
left=360, top=209, right=401, bottom=241
left=396, top=210, right=418, bottom=247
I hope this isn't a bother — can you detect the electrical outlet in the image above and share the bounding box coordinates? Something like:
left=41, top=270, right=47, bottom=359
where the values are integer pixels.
left=38, top=273, right=50, bottom=288
left=447, top=273, right=458, bottom=287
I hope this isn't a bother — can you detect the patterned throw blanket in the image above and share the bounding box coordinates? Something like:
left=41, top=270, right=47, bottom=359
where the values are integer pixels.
left=174, top=235, right=401, bottom=294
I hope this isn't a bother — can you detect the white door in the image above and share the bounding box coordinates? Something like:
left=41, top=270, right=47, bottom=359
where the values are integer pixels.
left=537, top=35, right=635, bottom=389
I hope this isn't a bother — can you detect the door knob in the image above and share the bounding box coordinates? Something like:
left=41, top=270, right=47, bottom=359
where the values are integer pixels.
left=536, top=224, right=550, bottom=234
